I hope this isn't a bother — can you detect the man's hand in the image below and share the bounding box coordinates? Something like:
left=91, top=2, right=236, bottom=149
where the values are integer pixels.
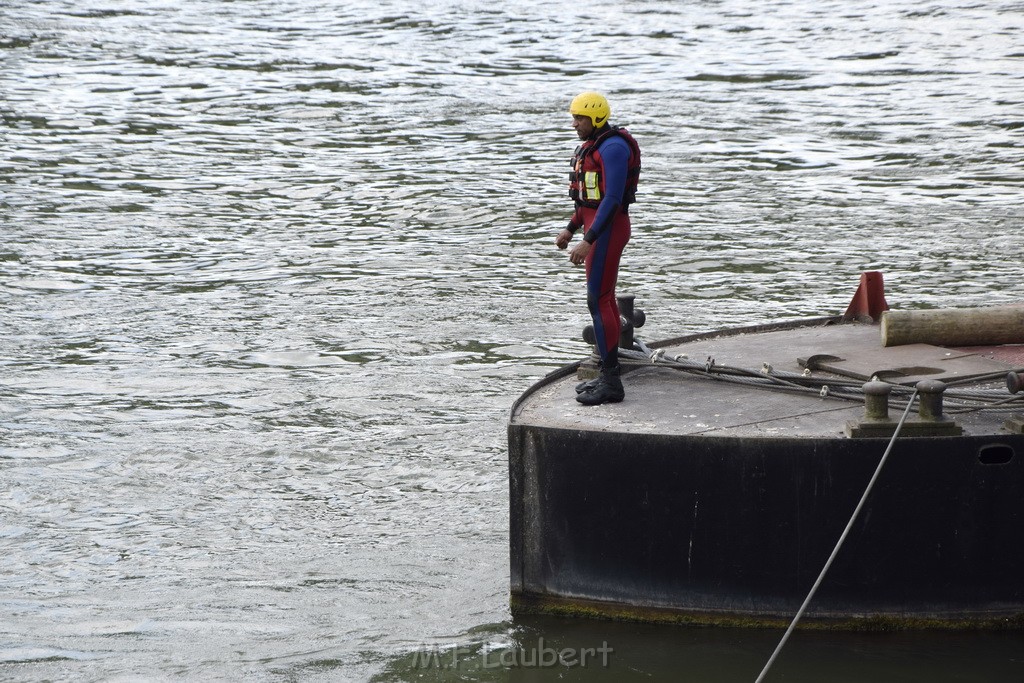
left=555, top=229, right=573, bottom=250
left=569, top=239, right=591, bottom=265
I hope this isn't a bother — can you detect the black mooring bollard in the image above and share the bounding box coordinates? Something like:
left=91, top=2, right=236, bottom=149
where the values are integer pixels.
left=582, top=295, right=646, bottom=350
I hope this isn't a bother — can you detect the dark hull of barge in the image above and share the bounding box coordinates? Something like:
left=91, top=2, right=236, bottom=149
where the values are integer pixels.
left=508, top=316, right=1024, bottom=630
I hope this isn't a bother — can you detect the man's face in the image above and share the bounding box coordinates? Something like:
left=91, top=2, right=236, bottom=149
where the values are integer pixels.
left=572, top=114, right=595, bottom=140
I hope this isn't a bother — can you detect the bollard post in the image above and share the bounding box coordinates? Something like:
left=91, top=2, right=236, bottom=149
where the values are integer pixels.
left=582, top=294, right=645, bottom=350
left=916, top=380, right=949, bottom=422
left=862, top=382, right=892, bottom=422
left=616, top=295, right=645, bottom=350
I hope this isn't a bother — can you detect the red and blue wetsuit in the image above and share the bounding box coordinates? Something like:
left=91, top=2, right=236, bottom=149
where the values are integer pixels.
left=568, top=126, right=641, bottom=368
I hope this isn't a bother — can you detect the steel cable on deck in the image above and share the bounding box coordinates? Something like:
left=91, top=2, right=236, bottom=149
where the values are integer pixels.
left=623, top=340, right=1024, bottom=414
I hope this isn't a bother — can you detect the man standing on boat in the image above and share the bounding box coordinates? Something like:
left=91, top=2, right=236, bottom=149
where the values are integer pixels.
left=555, top=91, right=641, bottom=406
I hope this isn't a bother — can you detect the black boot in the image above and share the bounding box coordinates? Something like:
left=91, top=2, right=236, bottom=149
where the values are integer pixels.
left=575, top=361, right=603, bottom=394
left=576, top=365, right=624, bottom=406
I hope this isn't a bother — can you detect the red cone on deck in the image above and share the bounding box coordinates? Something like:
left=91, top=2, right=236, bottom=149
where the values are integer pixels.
left=843, top=271, right=889, bottom=323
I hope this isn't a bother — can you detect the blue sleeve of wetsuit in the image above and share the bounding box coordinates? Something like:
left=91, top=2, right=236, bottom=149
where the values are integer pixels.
left=583, top=136, right=630, bottom=244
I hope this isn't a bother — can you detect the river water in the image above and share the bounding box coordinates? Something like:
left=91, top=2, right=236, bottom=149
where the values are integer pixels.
left=1, top=1, right=1022, bottom=681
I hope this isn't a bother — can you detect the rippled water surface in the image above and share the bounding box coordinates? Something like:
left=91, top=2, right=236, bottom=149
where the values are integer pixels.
left=2, top=0, right=1023, bottom=680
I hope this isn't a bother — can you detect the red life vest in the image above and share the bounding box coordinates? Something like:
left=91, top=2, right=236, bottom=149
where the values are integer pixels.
left=568, top=125, right=641, bottom=210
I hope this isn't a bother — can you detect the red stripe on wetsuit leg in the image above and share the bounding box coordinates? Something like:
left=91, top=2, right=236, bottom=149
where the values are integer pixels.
left=584, top=212, right=631, bottom=360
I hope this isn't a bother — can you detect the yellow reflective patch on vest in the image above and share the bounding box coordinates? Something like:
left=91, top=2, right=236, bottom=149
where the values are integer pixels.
left=584, top=171, right=601, bottom=201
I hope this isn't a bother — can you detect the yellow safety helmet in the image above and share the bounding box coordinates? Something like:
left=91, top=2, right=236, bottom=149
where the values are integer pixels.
left=569, top=91, right=610, bottom=128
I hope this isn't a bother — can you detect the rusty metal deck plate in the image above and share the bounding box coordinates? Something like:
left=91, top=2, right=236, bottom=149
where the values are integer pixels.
left=951, top=344, right=1024, bottom=367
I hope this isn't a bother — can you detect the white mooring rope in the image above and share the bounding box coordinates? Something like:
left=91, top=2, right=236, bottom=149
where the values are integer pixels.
left=754, top=388, right=920, bottom=683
